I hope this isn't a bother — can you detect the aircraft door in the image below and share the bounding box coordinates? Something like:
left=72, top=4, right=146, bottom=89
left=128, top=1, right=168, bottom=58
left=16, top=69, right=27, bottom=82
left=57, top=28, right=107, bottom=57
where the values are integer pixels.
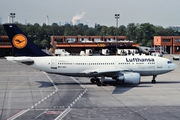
left=156, top=58, right=162, bottom=68
left=51, top=59, right=57, bottom=69
left=114, top=61, right=119, bottom=69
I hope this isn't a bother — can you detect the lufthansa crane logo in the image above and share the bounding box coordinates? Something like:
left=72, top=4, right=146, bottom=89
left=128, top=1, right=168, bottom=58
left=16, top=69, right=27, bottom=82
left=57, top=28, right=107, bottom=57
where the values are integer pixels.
left=12, top=34, right=27, bottom=49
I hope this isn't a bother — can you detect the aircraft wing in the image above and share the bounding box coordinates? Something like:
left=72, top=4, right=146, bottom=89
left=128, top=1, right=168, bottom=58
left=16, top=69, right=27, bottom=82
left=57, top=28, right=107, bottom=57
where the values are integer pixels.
left=81, top=68, right=132, bottom=77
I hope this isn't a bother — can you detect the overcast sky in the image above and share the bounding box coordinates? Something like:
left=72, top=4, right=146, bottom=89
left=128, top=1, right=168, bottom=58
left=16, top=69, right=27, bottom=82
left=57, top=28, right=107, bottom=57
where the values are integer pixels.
left=1, top=0, right=180, bottom=27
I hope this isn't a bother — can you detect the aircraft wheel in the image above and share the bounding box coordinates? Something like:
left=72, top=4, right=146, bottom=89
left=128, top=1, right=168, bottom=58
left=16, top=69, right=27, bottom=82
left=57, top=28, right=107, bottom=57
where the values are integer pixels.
left=96, top=79, right=102, bottom=86
left=102, top=82, right=107, bottom=86
left=152, top=80, right=156, bottom=83
left=96, top=81, right=102, bottom=86
left=90, top=78, right=96, bottom=83
left=152, top=75, right=157, bottom=84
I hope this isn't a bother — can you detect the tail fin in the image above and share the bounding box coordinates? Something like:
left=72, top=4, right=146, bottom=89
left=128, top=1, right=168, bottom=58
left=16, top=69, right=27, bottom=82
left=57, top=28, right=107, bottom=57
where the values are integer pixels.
left=3, top=24, right=50, bottom=56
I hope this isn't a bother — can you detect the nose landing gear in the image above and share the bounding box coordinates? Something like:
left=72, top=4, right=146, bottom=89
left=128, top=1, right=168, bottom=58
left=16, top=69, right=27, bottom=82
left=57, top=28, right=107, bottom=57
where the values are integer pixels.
left=152, top=75, right=157, bottom=83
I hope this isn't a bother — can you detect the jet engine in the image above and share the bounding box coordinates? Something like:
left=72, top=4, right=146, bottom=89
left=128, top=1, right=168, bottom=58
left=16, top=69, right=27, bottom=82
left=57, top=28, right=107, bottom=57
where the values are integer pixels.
left=116, top=72, right=140, bottom=84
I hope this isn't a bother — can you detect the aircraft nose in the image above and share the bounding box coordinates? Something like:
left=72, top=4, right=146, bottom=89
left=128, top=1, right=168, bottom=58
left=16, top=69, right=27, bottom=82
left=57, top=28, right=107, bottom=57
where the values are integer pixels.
left=172, top=63, right=178, bottom=69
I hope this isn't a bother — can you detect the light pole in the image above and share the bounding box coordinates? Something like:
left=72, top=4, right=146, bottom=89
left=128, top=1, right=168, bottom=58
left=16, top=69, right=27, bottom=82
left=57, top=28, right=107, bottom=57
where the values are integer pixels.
left=10, top=13, right=15, bottom=23
left=115, top=14, right=120, bottom=54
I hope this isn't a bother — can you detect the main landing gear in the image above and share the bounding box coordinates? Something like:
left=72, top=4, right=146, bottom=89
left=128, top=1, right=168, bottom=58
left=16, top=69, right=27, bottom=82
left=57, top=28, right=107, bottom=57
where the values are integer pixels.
left=90, top=77, right=107, bottom=86
left=152, top=75, right=157, bottom=83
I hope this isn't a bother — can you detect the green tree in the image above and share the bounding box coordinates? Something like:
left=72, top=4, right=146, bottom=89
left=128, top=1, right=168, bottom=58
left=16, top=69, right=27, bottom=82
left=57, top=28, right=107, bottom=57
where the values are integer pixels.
left=138, top=23, right=155, bottom=46
left=107, top=26, right=116, bottom=36
left=118, top=25, right=126, bottom=36
left=154, top=26, right=166, bottom=36
left=34, top=39, right=41, bottom=47
left=84, top=28, right=96, bottom=36
left=0, top=25, right=6, bottom=35
left=134, top=24, right=143, bottom=43
left=126, top=23, right=137, bottom=40
left=40, top=39, right=49, bottom=48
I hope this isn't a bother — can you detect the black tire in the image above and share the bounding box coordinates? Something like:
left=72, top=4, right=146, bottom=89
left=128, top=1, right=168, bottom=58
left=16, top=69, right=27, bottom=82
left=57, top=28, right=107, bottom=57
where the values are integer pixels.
left=96, top=81, right=102, bottom=86
left=102, top=82, right=107, bottom=86
left=152, top=80, right=156, bottom=83
left=90, top=78, right=96, bottom=83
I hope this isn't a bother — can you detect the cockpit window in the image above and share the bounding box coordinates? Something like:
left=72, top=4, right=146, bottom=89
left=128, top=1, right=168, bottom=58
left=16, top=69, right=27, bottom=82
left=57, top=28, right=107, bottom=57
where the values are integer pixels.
left=167, top=61, right=172, bottom=64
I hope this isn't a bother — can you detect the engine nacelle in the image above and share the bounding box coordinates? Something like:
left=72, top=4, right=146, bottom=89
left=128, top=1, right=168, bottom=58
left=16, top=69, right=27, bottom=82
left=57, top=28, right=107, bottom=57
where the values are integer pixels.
left=116, top=72, right=140, bottom=84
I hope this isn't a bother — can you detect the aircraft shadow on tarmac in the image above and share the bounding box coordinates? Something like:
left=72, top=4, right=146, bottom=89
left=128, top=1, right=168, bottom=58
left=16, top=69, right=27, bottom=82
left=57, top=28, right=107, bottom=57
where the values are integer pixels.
left=140, top=81, right=180, bottom=84
left=111, top=80, right=180, bottom=94
left=36, top=80, right=180, bottom=94
left=102, top=81, right=151, bottom=94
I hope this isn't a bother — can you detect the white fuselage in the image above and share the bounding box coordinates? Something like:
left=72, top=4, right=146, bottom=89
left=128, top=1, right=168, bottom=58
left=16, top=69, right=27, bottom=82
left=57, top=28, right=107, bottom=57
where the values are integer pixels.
left=7, top=55, right=177, bottom=77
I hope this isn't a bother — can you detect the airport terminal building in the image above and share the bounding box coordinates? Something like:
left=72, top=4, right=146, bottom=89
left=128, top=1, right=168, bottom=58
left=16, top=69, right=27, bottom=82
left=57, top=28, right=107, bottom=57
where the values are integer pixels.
left=50, top=35, right=138, bottom=54
left=0, top=36, right=12, bottom=56
left=154, top=36, right=180, bottom=54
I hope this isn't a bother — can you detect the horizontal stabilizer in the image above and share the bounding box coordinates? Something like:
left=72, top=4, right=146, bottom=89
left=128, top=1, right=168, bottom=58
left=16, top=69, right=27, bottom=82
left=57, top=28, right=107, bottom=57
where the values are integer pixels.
left=5, top=56, right=34, bottom=65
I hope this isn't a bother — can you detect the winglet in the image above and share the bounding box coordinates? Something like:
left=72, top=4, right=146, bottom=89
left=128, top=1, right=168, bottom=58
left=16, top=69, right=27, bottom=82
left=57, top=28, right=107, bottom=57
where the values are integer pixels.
left=3, top=24, right=50, bottom=56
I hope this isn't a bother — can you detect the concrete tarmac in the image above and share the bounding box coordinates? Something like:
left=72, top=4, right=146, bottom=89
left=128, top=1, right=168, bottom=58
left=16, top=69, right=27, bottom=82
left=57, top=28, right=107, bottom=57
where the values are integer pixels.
left=0, top=54, right=179, bottom=120
left=0, top=58, right=84, bottom=120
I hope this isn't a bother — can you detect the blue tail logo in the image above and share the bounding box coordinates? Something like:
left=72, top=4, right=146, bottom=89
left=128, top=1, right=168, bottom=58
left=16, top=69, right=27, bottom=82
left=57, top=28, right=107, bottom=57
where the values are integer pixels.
left=3, top=24, right=50, bottom=56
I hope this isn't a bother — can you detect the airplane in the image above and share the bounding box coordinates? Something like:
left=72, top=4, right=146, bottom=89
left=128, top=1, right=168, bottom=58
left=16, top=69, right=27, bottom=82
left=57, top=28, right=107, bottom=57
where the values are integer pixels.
left=3, top=24, right=178, bottom=86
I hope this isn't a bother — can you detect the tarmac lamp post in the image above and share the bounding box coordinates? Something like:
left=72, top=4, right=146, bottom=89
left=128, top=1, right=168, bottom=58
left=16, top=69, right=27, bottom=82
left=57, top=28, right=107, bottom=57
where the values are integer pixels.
left=9, top=12, right=15, bottom=55
left=115, top=14, right=120, bottom=55
left=10, top=13, right=15, bottom=23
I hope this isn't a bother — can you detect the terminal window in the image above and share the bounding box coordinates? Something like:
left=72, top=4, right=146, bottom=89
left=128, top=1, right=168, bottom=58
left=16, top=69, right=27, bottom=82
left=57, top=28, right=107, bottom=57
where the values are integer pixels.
left=175, top=39, right=180, bottom=42
left=162, top=39, right=170, bottom=42
left=175, top=47, right=180, bottom=52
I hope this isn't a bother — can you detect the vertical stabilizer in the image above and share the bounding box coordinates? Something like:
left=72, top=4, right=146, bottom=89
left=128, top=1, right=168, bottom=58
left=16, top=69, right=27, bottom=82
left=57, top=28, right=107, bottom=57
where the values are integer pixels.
left=3, top=24, right=50, bottom=56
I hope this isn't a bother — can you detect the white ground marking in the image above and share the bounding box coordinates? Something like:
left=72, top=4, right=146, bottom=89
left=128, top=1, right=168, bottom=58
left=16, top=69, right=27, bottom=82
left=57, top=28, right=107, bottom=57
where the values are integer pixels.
left=34, top=109, right=48, bottom=119
left=6, top=72, right=59, bottom=120
left=6, top=73, right=41, bottom=118
left=6, top=109, right=30, bottom=120
left=54, top=77, right=88, bottom=120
